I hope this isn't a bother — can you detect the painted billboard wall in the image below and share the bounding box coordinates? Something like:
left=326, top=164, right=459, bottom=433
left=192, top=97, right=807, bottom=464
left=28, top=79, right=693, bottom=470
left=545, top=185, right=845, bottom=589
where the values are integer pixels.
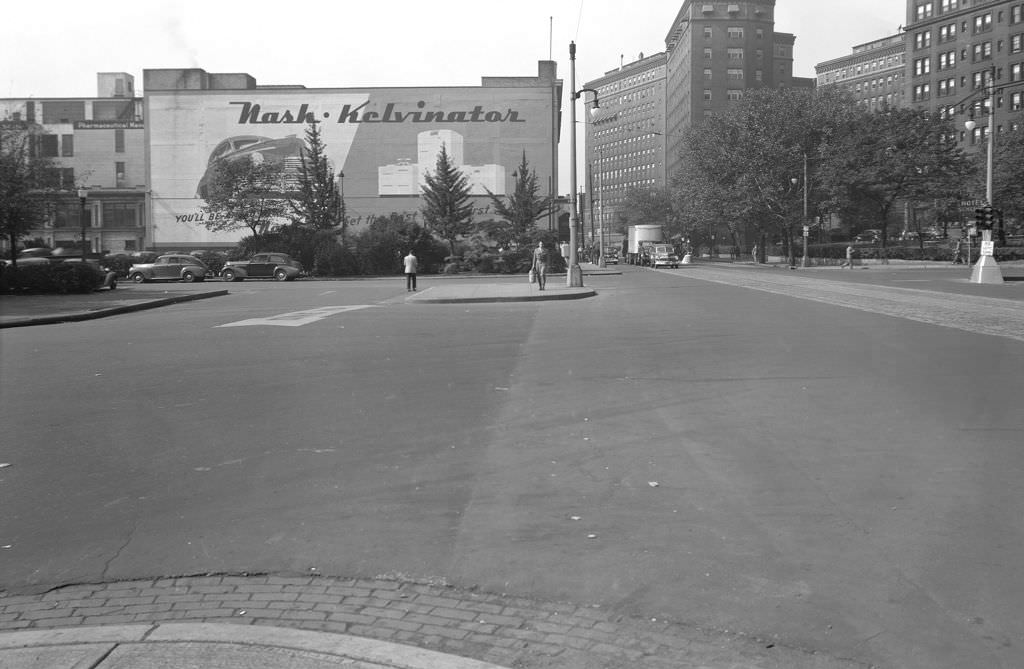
left=146, top=88, right=556, bottom=247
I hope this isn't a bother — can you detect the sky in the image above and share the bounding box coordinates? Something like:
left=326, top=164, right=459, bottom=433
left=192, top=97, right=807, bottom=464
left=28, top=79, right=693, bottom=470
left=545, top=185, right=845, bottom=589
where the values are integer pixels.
left=3, top=0, right=904, bottom=192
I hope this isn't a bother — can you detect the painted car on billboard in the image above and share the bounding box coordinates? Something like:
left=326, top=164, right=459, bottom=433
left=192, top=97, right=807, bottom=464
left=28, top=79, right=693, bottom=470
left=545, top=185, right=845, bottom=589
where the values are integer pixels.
left=195, top=135, right=305, bottom=198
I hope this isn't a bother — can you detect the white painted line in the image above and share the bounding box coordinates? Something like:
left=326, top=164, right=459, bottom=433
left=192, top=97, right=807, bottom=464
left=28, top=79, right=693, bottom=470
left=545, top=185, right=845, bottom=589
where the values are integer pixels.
left=217, top=305, right=378, bottom=328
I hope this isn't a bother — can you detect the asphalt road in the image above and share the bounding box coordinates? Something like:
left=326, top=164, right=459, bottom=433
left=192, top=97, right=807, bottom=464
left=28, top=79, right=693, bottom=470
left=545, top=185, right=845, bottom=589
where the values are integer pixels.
left=2, top=267, right=1023, bottom=669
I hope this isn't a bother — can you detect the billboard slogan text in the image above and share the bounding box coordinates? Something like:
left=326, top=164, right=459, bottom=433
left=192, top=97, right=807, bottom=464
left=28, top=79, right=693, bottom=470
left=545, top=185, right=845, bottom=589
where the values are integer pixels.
left=230, top=101, right=527, bottom=126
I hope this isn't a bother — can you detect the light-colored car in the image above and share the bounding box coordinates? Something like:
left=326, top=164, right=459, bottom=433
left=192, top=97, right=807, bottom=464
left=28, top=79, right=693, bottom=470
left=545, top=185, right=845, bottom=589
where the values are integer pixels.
left=220, top=253, right=303, bottom=282
left=649, top=244, right=680, bottom=269
left=128, top=255, right=210, bottom=283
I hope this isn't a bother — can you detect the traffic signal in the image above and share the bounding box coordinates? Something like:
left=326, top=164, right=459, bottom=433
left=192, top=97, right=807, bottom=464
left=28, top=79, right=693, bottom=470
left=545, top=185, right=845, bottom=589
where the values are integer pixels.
left=975, top=206, right=995, bottom=229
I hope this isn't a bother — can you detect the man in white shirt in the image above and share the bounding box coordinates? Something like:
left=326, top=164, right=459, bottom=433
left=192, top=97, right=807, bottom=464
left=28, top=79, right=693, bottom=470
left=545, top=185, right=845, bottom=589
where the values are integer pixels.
left=403, top=250, right=418, bottom=291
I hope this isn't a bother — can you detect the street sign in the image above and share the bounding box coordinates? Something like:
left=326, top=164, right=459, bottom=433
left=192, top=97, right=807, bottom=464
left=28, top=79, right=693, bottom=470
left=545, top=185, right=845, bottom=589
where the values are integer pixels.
left=981, top=241, right=995, bottom=257
left=803, top=226, right=809, bottom=236
left=959, top=199, right=988, bottom=209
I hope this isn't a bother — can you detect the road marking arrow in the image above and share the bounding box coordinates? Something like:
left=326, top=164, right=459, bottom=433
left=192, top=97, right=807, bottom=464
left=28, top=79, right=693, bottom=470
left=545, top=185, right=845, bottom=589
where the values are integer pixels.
left=217, top=305, right=379, bottom=328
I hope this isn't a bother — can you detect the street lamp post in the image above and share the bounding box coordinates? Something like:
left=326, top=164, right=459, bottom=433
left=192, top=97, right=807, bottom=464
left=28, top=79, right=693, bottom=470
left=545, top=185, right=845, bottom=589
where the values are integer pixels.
left=77, top=187, right=89, bottom=261
left=791, top=152, right=809, bottom=268
left=567, top=41, right=600, bottom=288
left=963, top=64, right=1003, bottom=284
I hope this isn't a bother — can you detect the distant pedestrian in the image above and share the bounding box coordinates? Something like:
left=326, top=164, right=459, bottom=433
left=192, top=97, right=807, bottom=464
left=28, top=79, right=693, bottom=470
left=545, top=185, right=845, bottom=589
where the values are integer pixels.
left=840, top=245, right=854, bottom=268
left=403, top=250, right=418, bottom=291
left=751, top=244, right=758, bottom=264
left=532, top=241, right=550, bottom=291
left=951, top=239, right=964, bottom=265
left=559, top=241, right=570, bottom=262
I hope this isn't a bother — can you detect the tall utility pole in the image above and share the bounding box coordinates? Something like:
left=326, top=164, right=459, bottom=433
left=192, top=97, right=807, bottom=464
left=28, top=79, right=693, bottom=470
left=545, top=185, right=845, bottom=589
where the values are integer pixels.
left=566, top=42, right=584, bottom=287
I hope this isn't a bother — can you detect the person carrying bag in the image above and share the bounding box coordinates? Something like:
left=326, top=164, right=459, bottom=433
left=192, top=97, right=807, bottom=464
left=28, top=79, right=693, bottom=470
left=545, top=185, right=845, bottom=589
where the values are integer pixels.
left=531, top=241, right=549, bottom=291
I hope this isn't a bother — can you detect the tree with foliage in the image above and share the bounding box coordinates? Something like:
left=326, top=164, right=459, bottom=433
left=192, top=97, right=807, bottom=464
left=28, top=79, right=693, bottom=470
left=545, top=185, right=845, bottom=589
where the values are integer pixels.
left=1, top=124, right=54, bottom=268
left=420, top=144, right=474, bottom=257
left=288, top=121, right=344, bottom=234
left=819, top=107, right=975, bottom=254
left=352, top=213, right=443, bottom=275
left=675, top=86, right=858, bottom=264
left=201, top=156, right=287, bottom=239
left=991, top=126, right=1024, bottom=223
left=483, top=152, right=552, bottom=247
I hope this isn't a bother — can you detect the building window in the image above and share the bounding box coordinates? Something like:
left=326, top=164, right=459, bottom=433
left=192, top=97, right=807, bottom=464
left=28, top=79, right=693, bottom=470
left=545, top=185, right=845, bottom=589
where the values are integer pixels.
left=974, top=13, right=993, bottom=33
left=938, top=50, right=956, bottom=68
left=916, top=2, right=934, bottom=20
left=1011, top=91, right=1023, bottom=111
left=1012, top=34, right=1023, bottom=53
left=1012, top=62, right=1024, bottom=81
left=939, top=23, right=957, bottom=41
left=703, top=89, right=712, bottom=102
left=703, top=68, right=713, bottom=80
left=1013, top=5, right=1022, bottom=24
left=61, top=134, right=73, bottom=157
left=102, top=203, right=138, bottom=228
left=704, top=27, right=713, bottom=39
left=973, top=70, right=991, bottom=88
left=727, top=89, right=743, bottom=101
left=703, top=47, right=713, bottom=59
left=727, top=68, right=744, bottom=80
left=38, top=134, right=58, bottom=157
left=913, top=83, right=931, bottom=101
left=941, top=0, right=957, bottom=11
left=727, top=27, right=744, bottom=39
left=728, top=48, right=744, bottom=60
left=756, top=28, right=764, bottom=39
left=914, top=57, right=931, bottom=75
left=755, top=70, right=763, bottom=81
left=973, top=42, right=993, bottom=61
left=114, top=129, right=125, bottom=153
left=915, top=31, right=932, bottom=49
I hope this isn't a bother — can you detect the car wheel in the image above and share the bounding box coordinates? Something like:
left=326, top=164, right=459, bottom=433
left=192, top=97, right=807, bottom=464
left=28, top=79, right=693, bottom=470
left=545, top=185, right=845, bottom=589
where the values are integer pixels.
left=130, top=272, right=146, bottom=283
left=182, top=271, right=196, bottom=283
left=222, top=269, right=237, bottom=282
left=274, top=268, right=288, bottom=281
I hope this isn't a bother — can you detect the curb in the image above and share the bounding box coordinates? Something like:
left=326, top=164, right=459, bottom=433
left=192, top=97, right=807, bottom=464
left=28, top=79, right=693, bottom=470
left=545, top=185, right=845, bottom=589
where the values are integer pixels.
left=0, top=290, right=228, bottom=329
left=407, top=288, right=597, bottom=304
left=0, top=623, right=509, bottom=669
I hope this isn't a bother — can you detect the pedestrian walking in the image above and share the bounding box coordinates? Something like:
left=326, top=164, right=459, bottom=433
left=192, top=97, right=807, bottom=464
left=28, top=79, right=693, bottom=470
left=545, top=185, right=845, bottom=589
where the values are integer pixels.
left=951, top=239, right=964, bottom=265
left=840, top=245, right=854, bottom=268
left=751, top=244, right=758, bottom=264
left=532, top=241, right=550, bottom=291
left=403, top=249, right=418, bottom=291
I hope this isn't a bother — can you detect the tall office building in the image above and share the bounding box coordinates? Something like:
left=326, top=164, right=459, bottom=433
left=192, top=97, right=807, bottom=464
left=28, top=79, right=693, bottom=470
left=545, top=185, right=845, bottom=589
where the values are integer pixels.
left=815, top=35, right=908, bottom=112
left=662, top=1, right=811, bottom=179
left=904, top=0, right=1024, bottom=147
left=585, top=52, right=668, bottom=238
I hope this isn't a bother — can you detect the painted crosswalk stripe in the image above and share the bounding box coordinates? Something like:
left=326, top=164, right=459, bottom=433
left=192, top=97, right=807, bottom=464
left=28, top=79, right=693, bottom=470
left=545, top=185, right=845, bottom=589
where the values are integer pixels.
left=217, top=305, right=378, bottom=328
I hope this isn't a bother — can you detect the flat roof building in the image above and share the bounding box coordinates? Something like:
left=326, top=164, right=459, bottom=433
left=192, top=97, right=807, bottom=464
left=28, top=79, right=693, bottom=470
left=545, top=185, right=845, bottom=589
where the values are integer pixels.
left=0, top=73, right=147, bottom=254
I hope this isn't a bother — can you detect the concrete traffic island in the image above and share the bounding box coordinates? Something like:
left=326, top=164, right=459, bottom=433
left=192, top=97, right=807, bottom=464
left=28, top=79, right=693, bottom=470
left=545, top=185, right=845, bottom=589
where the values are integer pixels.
left=406, top=283, right=596, bottom=304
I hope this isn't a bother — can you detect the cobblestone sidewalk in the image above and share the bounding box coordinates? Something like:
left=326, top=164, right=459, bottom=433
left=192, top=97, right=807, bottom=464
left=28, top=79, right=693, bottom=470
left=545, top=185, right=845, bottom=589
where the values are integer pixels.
left=0, top=575, right=874, bottom=669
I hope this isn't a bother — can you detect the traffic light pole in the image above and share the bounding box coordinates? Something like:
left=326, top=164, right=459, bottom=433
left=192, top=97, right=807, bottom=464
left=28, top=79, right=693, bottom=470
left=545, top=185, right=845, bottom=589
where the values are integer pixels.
left=970, top=67, right=1003, bottom=284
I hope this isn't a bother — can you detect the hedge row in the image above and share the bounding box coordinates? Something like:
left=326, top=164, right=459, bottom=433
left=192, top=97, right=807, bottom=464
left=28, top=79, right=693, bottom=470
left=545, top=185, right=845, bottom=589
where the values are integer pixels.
left=0, top=262, right=105, bottom=294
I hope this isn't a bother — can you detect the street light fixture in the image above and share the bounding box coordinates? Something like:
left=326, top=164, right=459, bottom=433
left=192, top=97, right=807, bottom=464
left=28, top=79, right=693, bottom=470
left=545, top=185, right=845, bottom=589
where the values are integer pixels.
left=77, top=187, right=89, bottom=261
left=567, top=41, right=600, bottom=288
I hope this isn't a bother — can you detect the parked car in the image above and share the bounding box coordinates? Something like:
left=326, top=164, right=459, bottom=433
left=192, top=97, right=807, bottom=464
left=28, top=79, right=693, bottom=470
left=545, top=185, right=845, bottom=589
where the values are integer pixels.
left=220, top=253, right=303, bottom=281
left=63, top=258, right=119, bottom=290
left=855, top=229, right=882, bottom=243
left=604, top=251, right=619, bottom=265
left=128, top=254, right=210, bottom=283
